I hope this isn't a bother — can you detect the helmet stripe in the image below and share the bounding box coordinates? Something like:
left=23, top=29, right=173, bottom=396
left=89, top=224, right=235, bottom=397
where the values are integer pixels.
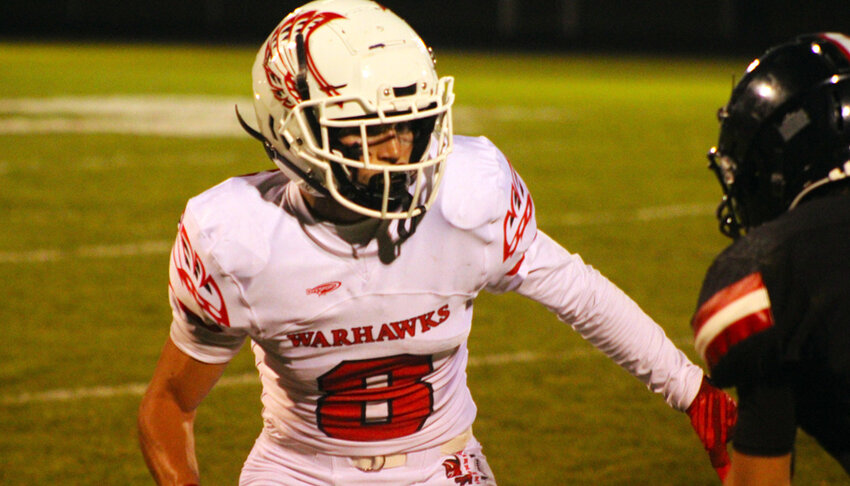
left=819, top=33, right=850, bottom=63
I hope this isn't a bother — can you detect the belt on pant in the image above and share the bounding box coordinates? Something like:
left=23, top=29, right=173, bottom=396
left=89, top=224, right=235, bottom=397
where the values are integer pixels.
left=350, top=427, right=473, bottom=472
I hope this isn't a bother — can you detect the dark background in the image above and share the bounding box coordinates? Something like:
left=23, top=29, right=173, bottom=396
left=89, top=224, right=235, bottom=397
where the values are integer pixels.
left=3, top=0, right=850, bottom=55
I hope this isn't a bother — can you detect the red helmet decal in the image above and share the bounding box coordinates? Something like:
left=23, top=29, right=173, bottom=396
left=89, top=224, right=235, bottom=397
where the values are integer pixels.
left=441, top=454, right=482, bottom=485
left=819, top=33, right=850, bottom=62
left=264, top=10, right=345, bottom=108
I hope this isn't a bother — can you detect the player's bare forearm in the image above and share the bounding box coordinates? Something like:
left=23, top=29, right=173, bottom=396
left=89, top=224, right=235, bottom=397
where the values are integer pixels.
left=138, top=390, right=200, bottom=485
left=724, top=450, right=792, bottom=486
left=138, top=337, right=228, bottom=485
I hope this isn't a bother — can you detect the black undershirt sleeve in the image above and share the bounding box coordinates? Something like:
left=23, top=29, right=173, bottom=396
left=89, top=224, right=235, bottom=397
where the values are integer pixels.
left=732, top=378, right=797, bottom=457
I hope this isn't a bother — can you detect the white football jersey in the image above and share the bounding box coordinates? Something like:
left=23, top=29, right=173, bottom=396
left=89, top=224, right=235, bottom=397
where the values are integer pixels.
left=168, top=135, right=702, bottom=457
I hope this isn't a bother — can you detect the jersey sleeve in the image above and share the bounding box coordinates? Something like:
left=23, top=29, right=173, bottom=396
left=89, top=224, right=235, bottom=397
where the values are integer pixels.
left=690, top=239, right=780, bottom=388
left=513, top=231, right=704, bottom=411
left=168, top=206, right=251, bottom=364
left=732, top=378, right=797, bottom=456
left=484, top=153, right=537, bottom=292
left=691, top=270, right=776, bottom=387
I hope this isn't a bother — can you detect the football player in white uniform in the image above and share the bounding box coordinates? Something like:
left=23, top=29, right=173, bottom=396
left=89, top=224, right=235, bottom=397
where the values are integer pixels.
left=138, top=1, right=736, bottom=484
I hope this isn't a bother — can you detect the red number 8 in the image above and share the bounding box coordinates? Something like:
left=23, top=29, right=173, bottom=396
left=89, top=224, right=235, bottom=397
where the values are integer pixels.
left=317, top=354, right=434, bottom=441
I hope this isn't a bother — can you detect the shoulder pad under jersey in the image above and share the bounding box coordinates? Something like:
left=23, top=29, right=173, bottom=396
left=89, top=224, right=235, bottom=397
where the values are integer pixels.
left=437, top=135, right=537, bottom=282
left=183, top=170, right=288, bottom=278
left=438, top=135, right=515, bottom=230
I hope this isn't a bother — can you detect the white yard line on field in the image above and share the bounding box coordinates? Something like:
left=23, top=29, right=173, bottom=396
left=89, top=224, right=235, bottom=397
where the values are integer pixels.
left=0, top=240, right=172, bottom=264
left=0, top=96, right=253, bottom=137
left=0, top=339, right=694, bottom=406
left=548, top=202, right=716, bottom=227
left=0, top=202, right=713, bottom=264
left=3, top=351, right=547, bottom=405
left=0, top=96, right=572, bottom=137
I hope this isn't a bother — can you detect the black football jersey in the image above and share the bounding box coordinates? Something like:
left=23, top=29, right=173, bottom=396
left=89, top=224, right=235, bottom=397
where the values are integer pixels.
left=692, top=192, right=850, bottom=465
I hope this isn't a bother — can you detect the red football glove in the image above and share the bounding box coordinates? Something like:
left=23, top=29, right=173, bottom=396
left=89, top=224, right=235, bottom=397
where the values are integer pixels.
left=686, top=376, right=737, bottom=482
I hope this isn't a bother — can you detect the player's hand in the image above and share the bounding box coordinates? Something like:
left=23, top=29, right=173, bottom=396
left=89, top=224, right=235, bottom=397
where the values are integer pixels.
left=686, top=376, right=737, bottom=482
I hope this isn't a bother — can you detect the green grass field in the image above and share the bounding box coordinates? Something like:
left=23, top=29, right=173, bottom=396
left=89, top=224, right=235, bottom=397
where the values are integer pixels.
left=0, top=42, right=847, bottom=485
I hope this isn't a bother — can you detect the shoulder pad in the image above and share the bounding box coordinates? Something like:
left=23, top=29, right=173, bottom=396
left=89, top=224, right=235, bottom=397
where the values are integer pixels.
left=438, top=135, right=513, bottom=230
left=437, top=135, right=537, bottom=282
left=183, top=171, right=286, bottom=277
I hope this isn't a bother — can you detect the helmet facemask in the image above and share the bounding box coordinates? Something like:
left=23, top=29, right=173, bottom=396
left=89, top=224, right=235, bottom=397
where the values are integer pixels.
left=327, top=117, right=435, bottom=213
left=284, top=86, right=453, bottom=220
left=707, top=147, right=747, bottom=238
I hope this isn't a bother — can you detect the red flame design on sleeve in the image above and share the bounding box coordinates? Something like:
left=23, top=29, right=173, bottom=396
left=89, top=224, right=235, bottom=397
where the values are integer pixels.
left=172, top=224, right=230, bottom=327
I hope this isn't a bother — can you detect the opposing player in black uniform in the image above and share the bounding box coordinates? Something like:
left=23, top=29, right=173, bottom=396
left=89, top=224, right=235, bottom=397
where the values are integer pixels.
left=692, top=32, right=850, bottom=485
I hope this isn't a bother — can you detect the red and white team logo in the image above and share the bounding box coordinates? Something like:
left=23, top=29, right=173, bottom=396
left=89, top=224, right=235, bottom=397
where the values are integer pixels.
left=442, top=453, right=490, bottom=485
left=502, top=162, right=534, bottom=275
left=171, top=224, right=230, bottom=327
left=692, top=272, right=774, bottom=368
left=306, top=281, right=342, bottom=296
left=263, top=10, right=345, bottom=108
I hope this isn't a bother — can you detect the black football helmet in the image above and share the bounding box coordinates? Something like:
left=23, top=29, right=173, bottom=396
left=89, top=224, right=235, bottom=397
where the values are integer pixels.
left=709, top=32, right=850, bottom=238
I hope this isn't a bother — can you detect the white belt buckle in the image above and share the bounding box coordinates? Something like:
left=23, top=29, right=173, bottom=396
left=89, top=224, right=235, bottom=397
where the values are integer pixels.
left=351, top=453, right=406, bottom=471
left=350, top=427, right=472, bottom=472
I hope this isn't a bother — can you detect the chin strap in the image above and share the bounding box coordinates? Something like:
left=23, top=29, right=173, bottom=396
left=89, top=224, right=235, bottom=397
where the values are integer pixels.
left=376, top=206, right=426, bottom=265
left=329, top=161, right=414, bottom=213
left=397, top=205, right=425, bottom=240
left=789, top=159, right=850, bottom=210
left=234, top=105, right=330, bottom=198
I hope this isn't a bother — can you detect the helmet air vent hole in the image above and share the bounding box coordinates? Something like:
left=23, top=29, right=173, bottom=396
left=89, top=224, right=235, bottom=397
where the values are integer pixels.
left=393, top=84, right=417, bottom=97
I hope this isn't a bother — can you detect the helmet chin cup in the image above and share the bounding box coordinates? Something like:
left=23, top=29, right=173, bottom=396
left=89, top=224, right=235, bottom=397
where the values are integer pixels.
left=330, top=163, right=412, bottom=212
left=364, top=171, right=411, bottom=210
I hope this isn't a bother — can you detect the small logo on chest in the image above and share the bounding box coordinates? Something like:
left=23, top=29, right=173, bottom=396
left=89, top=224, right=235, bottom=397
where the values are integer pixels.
left=307, top=281, right=342, bottom=296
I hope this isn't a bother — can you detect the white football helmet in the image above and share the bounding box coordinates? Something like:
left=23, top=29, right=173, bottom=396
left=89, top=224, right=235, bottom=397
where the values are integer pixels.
left=240, top=0, right=454, bottom=220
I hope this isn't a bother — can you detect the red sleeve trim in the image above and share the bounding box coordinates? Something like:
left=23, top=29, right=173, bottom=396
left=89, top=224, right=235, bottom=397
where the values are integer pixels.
left=692, top=272, right=774, bottom=368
